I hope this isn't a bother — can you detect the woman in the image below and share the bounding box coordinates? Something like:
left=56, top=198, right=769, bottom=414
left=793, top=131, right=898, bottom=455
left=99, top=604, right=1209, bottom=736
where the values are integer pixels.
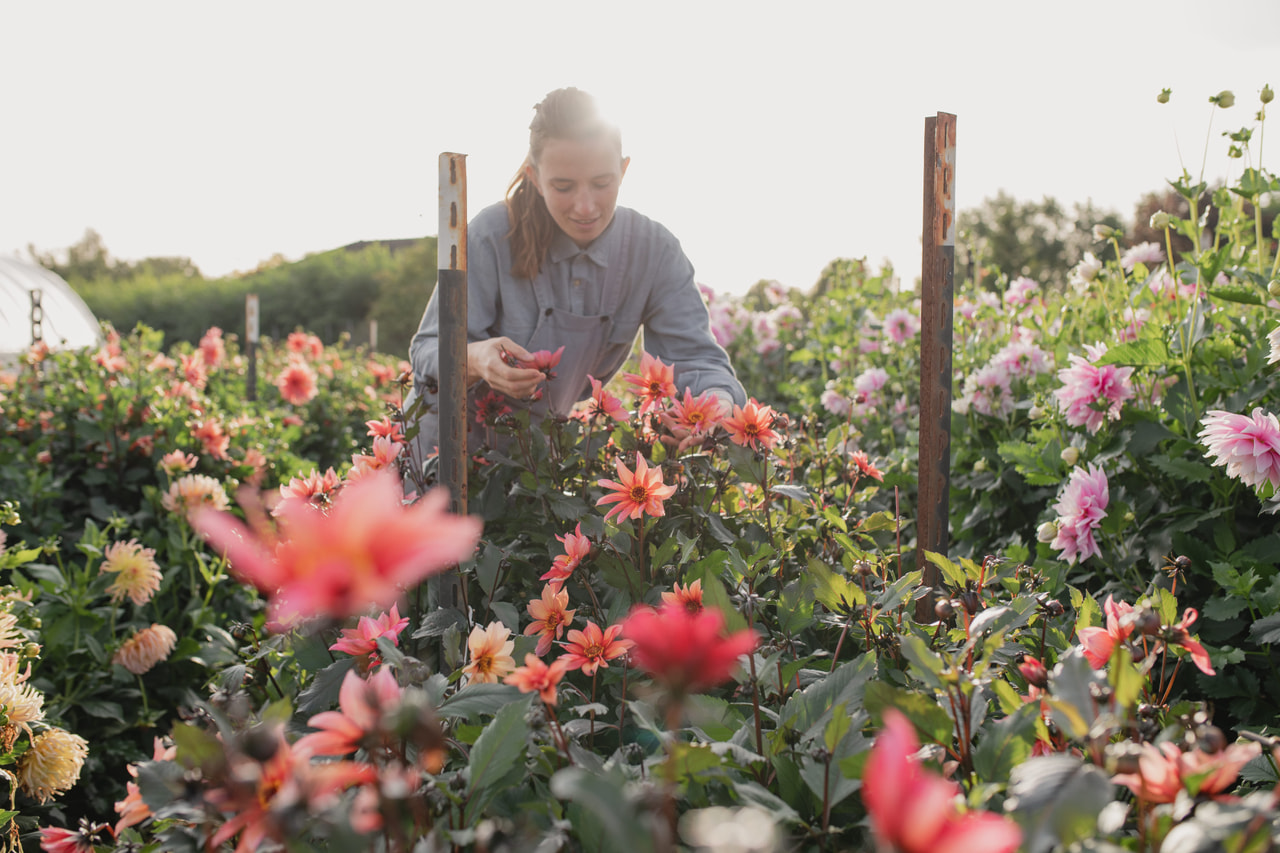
left=409, top=87, right=745, bottom=457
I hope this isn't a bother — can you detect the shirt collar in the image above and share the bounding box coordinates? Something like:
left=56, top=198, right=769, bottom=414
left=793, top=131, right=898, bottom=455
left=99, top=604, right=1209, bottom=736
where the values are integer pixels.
left=547, top=209, right=624, bottom=267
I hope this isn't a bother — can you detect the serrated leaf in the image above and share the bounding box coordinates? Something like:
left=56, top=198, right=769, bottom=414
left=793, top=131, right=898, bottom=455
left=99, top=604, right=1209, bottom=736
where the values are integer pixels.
left=771, top=484, right=811, bottom=504
left=295, top=658, right=356, bottom=716
left=1148, top=456, right=1214, bottom=484
left=413, top=607, right=468, bottom=640
left=778, top=654, right=876, bottom=739
left=1095, top=338, right=1172, bottom=367
left=1249, top=612, right=1280, bottom=645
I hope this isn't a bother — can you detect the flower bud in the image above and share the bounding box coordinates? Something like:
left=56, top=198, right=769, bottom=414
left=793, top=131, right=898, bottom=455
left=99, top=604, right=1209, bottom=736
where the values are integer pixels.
left=1060, top=446, right=1080, bottom=466
left=1212, top=90, right=1235, bottom=109
left=1123, top=511, right=1135, bottom=523
left=1149, top=211, right=1171, bottom=230
left=1018, top=656, right=1049, bottom=689
left=934, top=598, right=955, bottom=620
left=1157, top=88, right=1172, bottom=104
left=1263, top=85, right=1275, bottom=105
left=1028, top=405, right=1045, bottom=420
left=958, top=588, right=982, bottom=615
left=1268, top=279, right=1280, bottom=298
left=1092, top=224, right=1117, bottom=241
left=1037, top=521, right=1059, bottom=543
left=973, top=458, right=987, bottom=473
left=1043, top=599, right=1065, bottom=618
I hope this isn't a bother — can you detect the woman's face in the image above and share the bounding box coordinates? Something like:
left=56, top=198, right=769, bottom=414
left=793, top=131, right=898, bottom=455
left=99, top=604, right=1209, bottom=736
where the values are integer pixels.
left=527, top=135, right=629, bottom=249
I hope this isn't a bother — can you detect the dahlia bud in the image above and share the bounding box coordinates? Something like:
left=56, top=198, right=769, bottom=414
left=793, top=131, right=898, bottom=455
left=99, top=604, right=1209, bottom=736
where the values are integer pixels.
left=1037, top=521, right=1059, bottom=543
left=1263, top=85, right=1275, bottom=105
left=934, top=598, right=955, bottom=620
left=1149, top=211, right=1171, bottom=230
left=1060, top=446, right=1080, bottom=466
left=958, top=588, right=982, bottom=615
left=1092, top=224, right=1117, bottom=241
left=1212, top=90, right=1235, bottom=109
left=1268, top=279, right=1280, bottom=298
left=1017, top=656, right=1049, bottom=689
left=1043, top=599, right=1065, bottom=618
left=1028, top=405, right=1046, bottom=420
left=1174, top=555, right=1192, bottom=572
left=1198, top=726, right=1227, bottom=754
left=1157, top=88, right=1172, bottom=104
left=1136, top=609, right=1162, bottom=636
left=973, top=458, right=987, bottom=473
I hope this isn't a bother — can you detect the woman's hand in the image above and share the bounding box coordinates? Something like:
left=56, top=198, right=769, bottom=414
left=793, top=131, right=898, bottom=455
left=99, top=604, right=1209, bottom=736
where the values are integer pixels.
left=468, top=337, right=546, bottom=399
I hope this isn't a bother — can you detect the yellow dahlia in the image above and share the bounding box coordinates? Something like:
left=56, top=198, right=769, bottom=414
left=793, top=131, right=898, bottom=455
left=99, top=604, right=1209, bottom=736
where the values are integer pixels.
left=100, top=540, right=163, bottom=607
left=17, top=727, right=89, bottom=803
left=112, top=624, right=178, bottom=675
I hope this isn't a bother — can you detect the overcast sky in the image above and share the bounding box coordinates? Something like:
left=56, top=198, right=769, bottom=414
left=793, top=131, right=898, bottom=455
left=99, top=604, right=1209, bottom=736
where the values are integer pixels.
left=2, top=1, right=1277, bottom=300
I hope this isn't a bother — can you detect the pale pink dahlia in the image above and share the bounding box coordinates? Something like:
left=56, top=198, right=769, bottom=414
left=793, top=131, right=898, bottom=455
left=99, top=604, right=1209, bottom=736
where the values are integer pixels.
left=1199, top=408, right=1280, bottom=494
left=1050, top=464, right=1109, bottom=565
left=1053, top=343, right=1134, bottom=434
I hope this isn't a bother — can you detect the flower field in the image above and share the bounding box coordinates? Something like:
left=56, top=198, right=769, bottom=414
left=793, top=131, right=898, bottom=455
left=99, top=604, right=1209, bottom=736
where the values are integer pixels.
left=4, top=87, right=1280, bottom=852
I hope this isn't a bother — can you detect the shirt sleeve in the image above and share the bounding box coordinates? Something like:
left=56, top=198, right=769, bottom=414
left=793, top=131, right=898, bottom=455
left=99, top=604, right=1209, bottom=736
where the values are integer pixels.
left=640, top=233, right=748, bottom=407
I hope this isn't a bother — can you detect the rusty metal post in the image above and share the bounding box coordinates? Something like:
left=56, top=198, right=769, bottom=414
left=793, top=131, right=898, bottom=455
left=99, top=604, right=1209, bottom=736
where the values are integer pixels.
left=916, top=113, right=956, bottom=620
left=245, top=294, right=260, bottom=402
left=438, top=153, right=468, bottom=516
left=435, top=153, right=468, bottom=615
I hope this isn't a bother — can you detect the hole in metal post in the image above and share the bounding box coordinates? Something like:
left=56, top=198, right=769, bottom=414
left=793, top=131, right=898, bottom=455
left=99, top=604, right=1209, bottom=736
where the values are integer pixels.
left=451, top=202, right=457, bottom=229
left=450, top=158, right=457, bottom=185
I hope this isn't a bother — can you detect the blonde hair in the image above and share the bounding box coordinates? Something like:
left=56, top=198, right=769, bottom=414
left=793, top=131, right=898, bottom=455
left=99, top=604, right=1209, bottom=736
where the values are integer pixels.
left=505, top=88, right=623, bottom=280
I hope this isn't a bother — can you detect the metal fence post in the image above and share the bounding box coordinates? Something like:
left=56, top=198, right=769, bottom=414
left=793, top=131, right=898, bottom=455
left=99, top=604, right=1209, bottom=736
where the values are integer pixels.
left=29, top=290, right=44, bottom=346
left=437, top=152, right=468, bottom=613
left=916, top=112, right=957, bottom=620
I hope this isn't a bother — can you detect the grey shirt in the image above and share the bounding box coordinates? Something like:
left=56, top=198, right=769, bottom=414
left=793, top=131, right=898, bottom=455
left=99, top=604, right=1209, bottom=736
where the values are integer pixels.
left=410, top=202, right=746, bottom=417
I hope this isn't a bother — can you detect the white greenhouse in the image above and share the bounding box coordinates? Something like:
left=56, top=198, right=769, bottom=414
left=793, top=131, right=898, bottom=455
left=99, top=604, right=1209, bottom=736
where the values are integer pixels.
left=0, top=255, right=102, bottom=364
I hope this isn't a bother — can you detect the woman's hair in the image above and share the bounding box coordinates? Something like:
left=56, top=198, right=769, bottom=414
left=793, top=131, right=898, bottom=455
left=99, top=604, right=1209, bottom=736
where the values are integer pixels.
left=505, top=88, right=623, bottom=280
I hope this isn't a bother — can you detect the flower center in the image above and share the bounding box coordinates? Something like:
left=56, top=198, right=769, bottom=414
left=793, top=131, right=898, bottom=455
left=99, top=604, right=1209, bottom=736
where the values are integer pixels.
left=584, top=643, right=604, bottom=659
left=630, top=485, right=649, bottom=502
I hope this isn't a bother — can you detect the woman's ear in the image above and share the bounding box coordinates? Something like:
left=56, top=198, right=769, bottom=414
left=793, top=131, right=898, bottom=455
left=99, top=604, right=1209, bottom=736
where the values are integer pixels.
left=524, top=163, right=543, bottom=196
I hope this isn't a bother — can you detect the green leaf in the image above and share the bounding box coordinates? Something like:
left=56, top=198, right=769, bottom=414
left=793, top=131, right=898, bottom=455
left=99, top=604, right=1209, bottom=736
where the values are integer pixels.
left=778, top=654, right=876, bottom=740
left=824, top=703, right=851, bottom=752
left=552, top=767, right=654, bottom=853
left=467, top=694, right=534, bottom=813
left=1107, top=645, right=1143, bottom=712
left=898, top=633, right=946, bottom=690
left=1095, top=338, right=1172, bottom=367
left=1207, top=282, right=1264, bottom=305
left=806, top=558, right=865, bottom=613
left=859, top=511, right=899, bottom=533
left=1006, top=756, right=1112, bottom=852
left=972, top=703, right=1038, bottom=783
left=1148, top=456, right=1214, bottom=484
left=1249, top=613, right=1280, bottom=645
left=438, top=683, right=523, bottom=721
left=863, top=682, right=955, bottom=746
left=924, top=551, right=967, bottom=588
left=295, top=658, right=355, bottom=717
left=771, top=484, right=811, bottom=504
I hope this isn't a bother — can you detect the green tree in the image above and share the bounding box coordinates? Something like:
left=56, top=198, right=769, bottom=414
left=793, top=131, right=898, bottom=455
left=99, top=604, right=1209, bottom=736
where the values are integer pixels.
left=957, top=192, right=1122, bottom=291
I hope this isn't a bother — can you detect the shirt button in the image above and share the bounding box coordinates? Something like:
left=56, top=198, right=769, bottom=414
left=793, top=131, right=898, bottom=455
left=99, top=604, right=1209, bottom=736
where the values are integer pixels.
left=573, top=278, right=583, bottom=287
left=544, top=308, right=553, bottom=316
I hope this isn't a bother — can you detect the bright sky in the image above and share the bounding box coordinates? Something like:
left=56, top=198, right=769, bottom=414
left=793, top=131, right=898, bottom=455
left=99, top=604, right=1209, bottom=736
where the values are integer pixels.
left=2, top=2, right=1277, bottom=300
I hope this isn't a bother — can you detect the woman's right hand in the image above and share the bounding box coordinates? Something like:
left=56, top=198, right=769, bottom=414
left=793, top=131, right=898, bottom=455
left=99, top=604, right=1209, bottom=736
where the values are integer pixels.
left=467, top=337, right=546, bottom=399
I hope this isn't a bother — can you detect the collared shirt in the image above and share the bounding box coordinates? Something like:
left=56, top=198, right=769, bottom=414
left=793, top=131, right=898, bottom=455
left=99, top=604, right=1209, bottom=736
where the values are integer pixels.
left=410, top=202, right=746, bottom=409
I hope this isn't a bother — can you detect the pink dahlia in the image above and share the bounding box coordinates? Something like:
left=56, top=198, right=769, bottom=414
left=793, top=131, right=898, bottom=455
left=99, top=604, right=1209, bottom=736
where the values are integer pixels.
left=1050, top=464, right=1109, bottom=565
left=1199, top=408, right=1280, bottom=495
left=1053, top=343, right=1134, bottom=434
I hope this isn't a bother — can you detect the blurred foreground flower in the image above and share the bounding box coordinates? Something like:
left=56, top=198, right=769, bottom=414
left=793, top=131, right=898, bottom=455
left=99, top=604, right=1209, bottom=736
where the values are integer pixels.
left=195, top=470, right=481, bottom=627
left=864, top=710, right=1021, bottom=853
left=1112, top=739, right=1259, bottom=803
left=276, top=359, right=318, bottom=406
left=623, top=603, right=755, bottom=697
left=162, top=474, right=230, bottom=520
